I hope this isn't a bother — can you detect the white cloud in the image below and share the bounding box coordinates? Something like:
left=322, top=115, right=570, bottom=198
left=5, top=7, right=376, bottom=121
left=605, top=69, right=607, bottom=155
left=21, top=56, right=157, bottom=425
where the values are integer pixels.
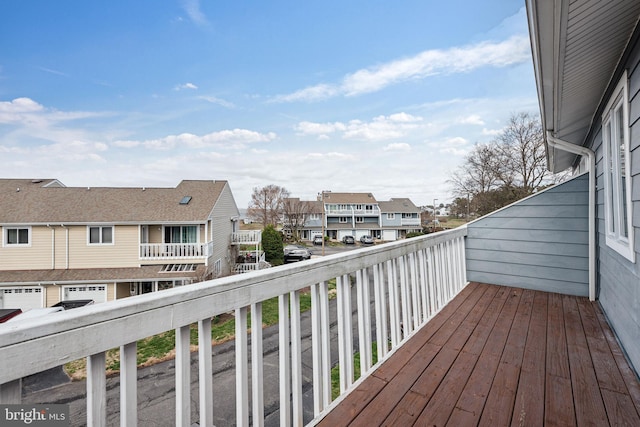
left=295, top=113, right=423, bottom=141
left=181, top=0, right=208, bottom=26
left=129, top=129, right=277, bottom=151
left=274, top=35, right=530, bottom=102
left=198, top=95, right=235, bottom=109
left=482, top=127, right=503, bottom=136
left=174, top=82, right=198, bottom=91
left=460, top=114, right=485, bottom=125
left=383, top=143, right=411, bottom=152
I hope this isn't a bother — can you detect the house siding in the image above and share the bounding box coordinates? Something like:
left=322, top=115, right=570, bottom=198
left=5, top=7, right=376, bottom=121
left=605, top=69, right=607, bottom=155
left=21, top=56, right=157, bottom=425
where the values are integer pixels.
left=466, top=174, right=590, bottom=296
left=68, top=225, right=140, bottom=269
left=209, top=183, right=240, bottom=277
left=590, top=34, right=640, bottom=372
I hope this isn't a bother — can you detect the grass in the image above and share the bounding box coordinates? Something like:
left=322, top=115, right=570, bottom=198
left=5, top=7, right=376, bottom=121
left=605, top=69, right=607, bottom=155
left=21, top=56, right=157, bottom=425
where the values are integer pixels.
left=65, top=284, right=330, bottom=380
left=331, top=343, right=379, bottom=400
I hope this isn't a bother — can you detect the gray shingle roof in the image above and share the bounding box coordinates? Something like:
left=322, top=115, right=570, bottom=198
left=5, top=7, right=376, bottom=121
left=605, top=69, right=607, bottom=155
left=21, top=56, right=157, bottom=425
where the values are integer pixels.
left=323, top=192, right=378, bottom=204
left=378, top=198, right=419, bottom=213
left=0, top=179, right=228, bottom=224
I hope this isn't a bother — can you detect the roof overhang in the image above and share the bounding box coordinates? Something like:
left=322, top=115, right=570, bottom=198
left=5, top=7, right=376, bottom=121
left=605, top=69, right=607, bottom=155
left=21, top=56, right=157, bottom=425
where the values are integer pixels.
left=526, top=0, right=640, bottom=172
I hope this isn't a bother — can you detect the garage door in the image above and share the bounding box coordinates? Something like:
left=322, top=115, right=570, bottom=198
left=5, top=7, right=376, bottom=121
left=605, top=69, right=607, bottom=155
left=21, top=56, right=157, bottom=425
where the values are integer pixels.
left=382, top=230, right=397, bottom=241
left=63, top=285, right=107, bottom=303
left=0, top=287, right=43, bottom=310
left=337, top=230, right=353, bottom=240
left=355, top=230, right=369, bottom=240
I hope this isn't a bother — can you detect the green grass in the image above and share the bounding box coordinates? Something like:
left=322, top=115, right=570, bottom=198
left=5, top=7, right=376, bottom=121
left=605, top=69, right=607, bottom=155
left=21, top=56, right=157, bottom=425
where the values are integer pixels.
left=66, top=289, right=317, bottom=378
left=331, top=343, right=379, bottom=400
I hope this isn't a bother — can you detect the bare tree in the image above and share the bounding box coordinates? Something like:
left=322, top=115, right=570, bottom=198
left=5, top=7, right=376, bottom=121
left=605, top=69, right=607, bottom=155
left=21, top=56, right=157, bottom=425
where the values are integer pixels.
left=247, top=185, right=290, bottom=227
left=282, top=198, right=314, bottom=241
left=449, top=112, right=560, bottom=216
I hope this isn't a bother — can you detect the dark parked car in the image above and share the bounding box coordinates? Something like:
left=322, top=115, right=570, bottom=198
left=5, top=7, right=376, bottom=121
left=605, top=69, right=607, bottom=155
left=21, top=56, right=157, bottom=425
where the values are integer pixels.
left=342, top=235, right=355, bottom=245
left=284, top=245, right=311, bottom=262
left=360, top=235, right=374, bottom=244
left=312, top=235, right=324, bottom=245
left=52, top=299, right=95, bottom=309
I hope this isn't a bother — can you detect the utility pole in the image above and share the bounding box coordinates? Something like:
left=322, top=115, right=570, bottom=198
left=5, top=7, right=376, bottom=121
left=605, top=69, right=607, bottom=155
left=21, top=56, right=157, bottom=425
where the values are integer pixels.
left=433, top=198, right=438, bottom=224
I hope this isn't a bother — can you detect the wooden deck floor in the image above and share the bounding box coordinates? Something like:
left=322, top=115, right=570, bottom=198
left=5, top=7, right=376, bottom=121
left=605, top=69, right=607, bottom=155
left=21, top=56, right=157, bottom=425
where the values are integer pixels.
left=316, top=282, right=640, bottom=426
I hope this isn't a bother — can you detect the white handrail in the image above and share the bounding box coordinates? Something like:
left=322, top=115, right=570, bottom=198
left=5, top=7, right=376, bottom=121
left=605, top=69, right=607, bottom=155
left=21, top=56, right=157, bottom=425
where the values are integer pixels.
left=0, top=227, right=468, bottom=426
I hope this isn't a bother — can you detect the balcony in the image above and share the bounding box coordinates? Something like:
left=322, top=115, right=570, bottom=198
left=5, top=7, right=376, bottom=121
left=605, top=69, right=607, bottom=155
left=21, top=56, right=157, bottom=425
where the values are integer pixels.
left=2, top=176, right=639, bottom=426
left=139, top=242, right=210, bottom=260
left=232, top=230, right=262, bottom=244
left=400, top=218, right=421, bottom=226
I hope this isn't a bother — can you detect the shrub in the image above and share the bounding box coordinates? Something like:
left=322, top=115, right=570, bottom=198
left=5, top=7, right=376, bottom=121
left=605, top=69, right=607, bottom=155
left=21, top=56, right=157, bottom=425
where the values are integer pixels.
left=406, top=231, right=424, bottom=238
left=262, top=225, right=284, bottom=265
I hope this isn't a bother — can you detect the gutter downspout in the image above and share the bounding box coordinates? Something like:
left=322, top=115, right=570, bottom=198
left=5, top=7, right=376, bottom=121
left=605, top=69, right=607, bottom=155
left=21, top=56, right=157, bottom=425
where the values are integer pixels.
left=46, top=224, right=55, bottom=270
left=546, top=132, right=596, bottom=301
left=60, top=224, right=69, bottom=270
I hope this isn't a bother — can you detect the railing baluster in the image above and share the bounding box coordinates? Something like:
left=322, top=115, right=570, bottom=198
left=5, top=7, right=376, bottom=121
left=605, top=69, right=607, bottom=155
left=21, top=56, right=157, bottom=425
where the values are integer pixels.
left=387, top=259, right=401, bottom=347
left=417, top=249, right=429, bottom=322
left=409, top=252, right=421, bottom=329
left=87, top=352, right=106, bottom=427
left=235, top=307, right=249, bottom=427
left=199, top=318, right=213, bottom=427
left=120, top=342, right=137, bottom=427
left=251, top=302, right=265, bottom=426
left=0, top=379, right=21, bottom=404
left=373, top=263, right=388, bottom=359
left=319, top=280, right=332, bottom=408
left=356, top=268, right=372, bottom=374
left=311, top=283, right=324, bottom=415
left=290, top=291, right=303, bottom=426
left=399, top=255, right=411, bottom=338
left=175, top=325, right=191, bottom=427
left=279, top=294, right=291, bottom=427
left=337, top=274, right=353, bottom=392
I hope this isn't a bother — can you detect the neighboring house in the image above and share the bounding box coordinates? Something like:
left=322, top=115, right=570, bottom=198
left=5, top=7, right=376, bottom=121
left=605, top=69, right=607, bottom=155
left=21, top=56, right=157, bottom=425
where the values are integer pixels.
left=300, top=192, right=421, bottom=241
left=0, top=178, right=241, bottom=311
left=378, top=198, right=422, bottom=240
left=521, top=0, right=640, bottom=371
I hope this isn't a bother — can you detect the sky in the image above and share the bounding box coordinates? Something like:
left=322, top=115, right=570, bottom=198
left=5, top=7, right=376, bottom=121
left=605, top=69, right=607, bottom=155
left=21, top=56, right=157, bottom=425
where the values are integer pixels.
left=0, top=0, right=539, bottom=209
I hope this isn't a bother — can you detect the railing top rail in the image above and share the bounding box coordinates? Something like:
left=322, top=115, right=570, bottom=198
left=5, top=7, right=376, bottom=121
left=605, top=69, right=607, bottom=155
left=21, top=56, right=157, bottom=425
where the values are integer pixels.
left=0, top=226, right=466, bottom=384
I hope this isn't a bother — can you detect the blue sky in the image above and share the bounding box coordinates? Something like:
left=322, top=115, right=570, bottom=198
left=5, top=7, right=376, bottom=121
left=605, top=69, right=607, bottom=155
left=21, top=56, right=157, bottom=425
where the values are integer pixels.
left=0, top=0, right=537, bottom=208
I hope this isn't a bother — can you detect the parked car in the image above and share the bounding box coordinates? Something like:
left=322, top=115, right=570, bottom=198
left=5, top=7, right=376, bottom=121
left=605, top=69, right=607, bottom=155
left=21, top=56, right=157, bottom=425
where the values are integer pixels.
left=360, top=235, right=374, bottom=244
left=284, top=245, right=311, bottom=262
left=52, top=299, right=94, bottom=309
left=342, top=235, right=355, bottom=245
left=312, top=235, right=324, bottom=245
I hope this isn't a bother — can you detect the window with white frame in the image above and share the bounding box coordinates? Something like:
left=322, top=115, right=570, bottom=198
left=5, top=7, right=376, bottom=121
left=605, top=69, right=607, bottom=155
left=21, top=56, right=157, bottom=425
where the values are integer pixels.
left=88, top=226, right=113, bottom=244
left=602, top=71, right=635, bottom=262
left=387, top=213, right=395, bottom=220
left=308, top=213, right=320, bottom=221
left=356, top=216, right=364, bottom=223
left=339, top=217, right=348, bottom=223
left=4, top=227, right=30, bottom=246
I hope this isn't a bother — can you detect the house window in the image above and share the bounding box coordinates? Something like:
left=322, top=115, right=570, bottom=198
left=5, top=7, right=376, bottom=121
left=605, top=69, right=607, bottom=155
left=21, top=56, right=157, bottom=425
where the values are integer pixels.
left=5, top=227, right=30, bottom=246
left=165, top=225, right=198, bottom=243
left=356, top=217, right=364, bottom=223
left=339, top=217, right=349, bottom=223
left=88, top=226, right=113, bottom=244
left=308, top=213, right=320, bottom=221
left=602, top=71, right=635, bottom=262
left=387, top=213, right=395, bottom=220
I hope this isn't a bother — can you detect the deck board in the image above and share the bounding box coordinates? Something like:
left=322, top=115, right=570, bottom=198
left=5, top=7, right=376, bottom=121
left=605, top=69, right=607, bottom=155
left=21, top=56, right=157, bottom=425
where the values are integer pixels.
left=315, top=282, right=640, bottom=427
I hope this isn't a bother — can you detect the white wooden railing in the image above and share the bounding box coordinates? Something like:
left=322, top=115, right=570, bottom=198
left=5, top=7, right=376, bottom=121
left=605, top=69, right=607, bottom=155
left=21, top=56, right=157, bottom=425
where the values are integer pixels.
left=400, top=218, right=421, bottom=226
left=139, top=242, right=209, bottom=259
left=232, top=230, right=262, bottom=244
left=0, top=227, right=467, bottom=426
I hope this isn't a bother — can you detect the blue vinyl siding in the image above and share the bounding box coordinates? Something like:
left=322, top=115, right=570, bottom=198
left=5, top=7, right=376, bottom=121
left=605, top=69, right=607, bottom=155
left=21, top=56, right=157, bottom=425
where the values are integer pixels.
left=466, top=174, right=590, bottom=296
left=590, top=34, right=640, bottom=373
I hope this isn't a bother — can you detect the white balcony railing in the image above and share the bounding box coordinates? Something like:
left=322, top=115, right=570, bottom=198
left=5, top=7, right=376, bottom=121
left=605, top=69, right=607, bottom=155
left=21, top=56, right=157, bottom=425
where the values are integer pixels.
left=0, top=227, right=467, bottom=426
left=400, top=218, right=421, bottom=226
left=139, top=242, right=208, bottom=259
left=232, top=230, right=262, bottom=244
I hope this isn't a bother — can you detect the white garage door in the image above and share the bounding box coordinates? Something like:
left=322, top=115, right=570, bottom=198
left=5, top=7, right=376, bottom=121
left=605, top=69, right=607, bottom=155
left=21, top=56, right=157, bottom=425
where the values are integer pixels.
left=382, top=230, right=397, bottom=241
left=355, top=230, right=369, bottom=240
left=337, top=230, right=353, bottom=240
left=0, top=287, right=43, bottom=310
left=63, top=285, right=107, bottom=303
